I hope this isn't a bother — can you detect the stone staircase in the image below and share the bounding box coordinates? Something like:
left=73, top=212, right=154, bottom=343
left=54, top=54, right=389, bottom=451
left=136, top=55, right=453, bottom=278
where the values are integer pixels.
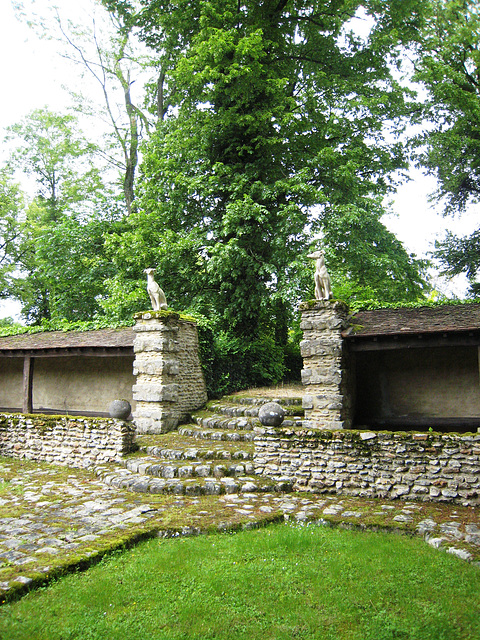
left=94, top=394, right=304, bottom=496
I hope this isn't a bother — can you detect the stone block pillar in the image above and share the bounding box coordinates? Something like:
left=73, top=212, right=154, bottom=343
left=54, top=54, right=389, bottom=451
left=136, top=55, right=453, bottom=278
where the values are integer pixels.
left=300, top=300, right=352, bottom=430
left=132, top=311, right=207, bottom=434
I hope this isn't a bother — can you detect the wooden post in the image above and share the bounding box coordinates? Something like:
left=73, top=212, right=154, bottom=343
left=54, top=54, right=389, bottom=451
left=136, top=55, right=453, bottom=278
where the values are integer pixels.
left=23, top=355, right=34, bottom=414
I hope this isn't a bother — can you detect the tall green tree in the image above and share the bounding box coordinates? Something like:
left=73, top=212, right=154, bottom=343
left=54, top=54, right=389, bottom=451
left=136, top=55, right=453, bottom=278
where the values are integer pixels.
left=6, top=109, right=104, bottom=221
left=0, top=170, right=24, bottom=298
left=127, top=2, right=427, bottom=326
left=2, top=109, right=121, bottom=322
left=413, top=0, right=480, bottom=294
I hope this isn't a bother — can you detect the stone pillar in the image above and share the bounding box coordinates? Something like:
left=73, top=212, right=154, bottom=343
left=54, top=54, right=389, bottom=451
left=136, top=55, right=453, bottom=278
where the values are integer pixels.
left=299, top=300, right=352, bottom=430
left=132, top=311, right=208, bottom=434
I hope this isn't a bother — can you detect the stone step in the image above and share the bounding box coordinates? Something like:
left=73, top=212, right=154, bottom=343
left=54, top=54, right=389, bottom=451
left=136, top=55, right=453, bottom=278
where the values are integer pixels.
left=177, top=426, right=256, bottom=442
left=139, top=444, right=253, bottom=461
left=228, top=396, right=303, bottom=407
left=95, top=464, right=293, bottom=496
left=206, top=401, right=304, bottom=418
left=192, top=415, right=258, bottom=431
left=191, top=414, right=304, bottom=431
left=135, top=431, right=255, bottom=458
left=123, top=456, right=255, bottom=479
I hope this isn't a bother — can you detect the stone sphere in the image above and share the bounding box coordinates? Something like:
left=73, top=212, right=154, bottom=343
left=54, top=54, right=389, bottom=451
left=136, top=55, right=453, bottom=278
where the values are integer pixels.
left=258, top=402, right=285, bottom=427
left=108, top=399, right=132, bottom=420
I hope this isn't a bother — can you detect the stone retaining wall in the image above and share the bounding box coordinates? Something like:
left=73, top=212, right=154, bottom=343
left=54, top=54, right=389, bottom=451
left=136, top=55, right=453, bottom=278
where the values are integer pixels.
left=0, top=413, right=136, bottom=468
left=132, top=311, right=208, bottom=433
left=254, top=427, right=480, bottom=506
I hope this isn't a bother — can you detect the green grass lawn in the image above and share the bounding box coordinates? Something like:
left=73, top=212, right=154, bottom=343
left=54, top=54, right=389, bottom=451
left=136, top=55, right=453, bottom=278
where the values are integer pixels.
left=0, top=523, right=479, bottom=640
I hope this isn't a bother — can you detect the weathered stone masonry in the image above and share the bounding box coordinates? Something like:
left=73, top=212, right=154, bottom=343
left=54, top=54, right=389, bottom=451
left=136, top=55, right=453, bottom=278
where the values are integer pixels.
left=300, top=300, right=353, bottom=430
left=0, top=413, right=136, bottom=468
left=254, top=427, right=480, bottom=506
left=132, top=311, right=208, bottom=434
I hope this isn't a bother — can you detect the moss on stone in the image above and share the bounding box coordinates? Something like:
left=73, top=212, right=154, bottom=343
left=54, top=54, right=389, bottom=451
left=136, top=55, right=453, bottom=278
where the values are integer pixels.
left=134, top=309, right=198, bottom=324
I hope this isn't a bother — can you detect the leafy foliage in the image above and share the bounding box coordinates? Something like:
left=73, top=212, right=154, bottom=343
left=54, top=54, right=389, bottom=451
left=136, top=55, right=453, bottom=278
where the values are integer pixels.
left=413, top=0, right=480, bottom=294
left=105, top=0, right=429, bottom=379
left=0, top=1, right=442, bottom=392
left=1, top=109, right=124, bottom=323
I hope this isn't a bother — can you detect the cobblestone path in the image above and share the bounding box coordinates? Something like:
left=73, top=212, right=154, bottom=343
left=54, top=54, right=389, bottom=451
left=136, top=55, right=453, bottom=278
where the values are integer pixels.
left=1, top=456, right=479, bottom=600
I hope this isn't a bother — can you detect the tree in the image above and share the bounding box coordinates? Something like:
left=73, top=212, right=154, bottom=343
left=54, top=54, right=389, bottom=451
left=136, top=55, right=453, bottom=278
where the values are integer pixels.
left=0, top=170, right=24, bottom=298
left=54, top=3, right=151, bottom=215
left=14, top=0, right=165, bottom=215
left=6, top=109, right=104, bottom=220
left=2, top=109, right=121, bottom=322
left=132, top=2, right=428, bottom=326
left=413, top=0, right=480, bottom=294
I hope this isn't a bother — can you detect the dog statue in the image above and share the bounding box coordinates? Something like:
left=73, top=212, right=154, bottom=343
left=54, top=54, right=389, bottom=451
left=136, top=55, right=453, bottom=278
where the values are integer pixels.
left=144, top=268, right=168, bottom=311
left=307, top=251, right=332, bottom=300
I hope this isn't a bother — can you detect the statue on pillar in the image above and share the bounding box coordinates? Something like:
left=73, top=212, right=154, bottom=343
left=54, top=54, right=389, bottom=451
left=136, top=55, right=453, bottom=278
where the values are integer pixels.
left=307, top=251, right=332, bottom=300
left=144, top=268, right=168, bottom=310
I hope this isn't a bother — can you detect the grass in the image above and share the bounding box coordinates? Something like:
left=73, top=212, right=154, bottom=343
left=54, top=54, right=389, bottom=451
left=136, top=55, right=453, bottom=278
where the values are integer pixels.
left=0, top=523, right=479, bottom=640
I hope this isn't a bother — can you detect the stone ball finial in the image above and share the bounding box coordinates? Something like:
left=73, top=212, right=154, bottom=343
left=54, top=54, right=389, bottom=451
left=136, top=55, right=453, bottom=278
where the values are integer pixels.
left=258, top=402, right=285, bottom=427
left=109, top=399, right=132, bottom=420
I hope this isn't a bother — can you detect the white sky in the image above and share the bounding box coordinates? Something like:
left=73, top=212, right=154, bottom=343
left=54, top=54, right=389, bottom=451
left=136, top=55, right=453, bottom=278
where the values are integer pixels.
left=0, top=0, right=477, bottom=319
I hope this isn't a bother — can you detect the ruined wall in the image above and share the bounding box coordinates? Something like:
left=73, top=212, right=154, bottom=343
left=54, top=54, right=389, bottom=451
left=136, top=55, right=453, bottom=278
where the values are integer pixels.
left=132, top=311, right=208, bottom=433
left=300, top=300, right=353, bottom=429
left=0, top=413, right=136, bottom=468
left=254, top=427, right=480, bottom=506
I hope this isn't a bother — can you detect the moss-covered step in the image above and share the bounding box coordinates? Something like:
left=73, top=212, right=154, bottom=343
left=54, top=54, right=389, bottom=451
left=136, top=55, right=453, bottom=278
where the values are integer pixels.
left=122, top=456, right=255, bottom=479
left=177, top=426, right=256, bottom=442
left=134, top=432, right=254, bottom=457
left=205, top=401, right=304, bottom=418
left=222, top=394, right=303, bottom=406
left=94, top=464, right=293, bottom=495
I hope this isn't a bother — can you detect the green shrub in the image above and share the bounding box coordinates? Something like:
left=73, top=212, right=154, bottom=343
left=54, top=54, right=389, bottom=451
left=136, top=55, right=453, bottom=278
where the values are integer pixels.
left=193, top=314, right=286, bottom=397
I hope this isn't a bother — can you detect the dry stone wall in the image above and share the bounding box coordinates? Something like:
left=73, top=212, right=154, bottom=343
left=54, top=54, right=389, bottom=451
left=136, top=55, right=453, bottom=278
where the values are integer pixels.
left=254, top=427, right=480, bottom=506
left=300, top=300, right=353, bottom=429
left=132, top=311, right=207, bottom=433
left=0, top=413, right=136, bottom=468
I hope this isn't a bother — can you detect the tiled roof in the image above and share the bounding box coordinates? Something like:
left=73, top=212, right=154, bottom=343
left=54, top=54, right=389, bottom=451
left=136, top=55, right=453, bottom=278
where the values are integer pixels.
left=0, top=327, right=135, bottom=352
left=345, top=304, right=480, bottom=338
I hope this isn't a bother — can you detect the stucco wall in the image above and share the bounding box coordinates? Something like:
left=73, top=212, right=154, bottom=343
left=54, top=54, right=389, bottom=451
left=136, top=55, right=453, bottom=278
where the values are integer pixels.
left=0, top=357, right=23, bottom=409
left=355, top=346, right=480, bottom=423
left=0, top=355, right=135, bottom=415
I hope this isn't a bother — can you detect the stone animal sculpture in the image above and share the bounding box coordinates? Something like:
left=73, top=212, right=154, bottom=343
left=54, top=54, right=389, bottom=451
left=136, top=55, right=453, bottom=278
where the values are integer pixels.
left=144, top=268, right=168, bottom=311
left=307, top=251, right=332, bottom=300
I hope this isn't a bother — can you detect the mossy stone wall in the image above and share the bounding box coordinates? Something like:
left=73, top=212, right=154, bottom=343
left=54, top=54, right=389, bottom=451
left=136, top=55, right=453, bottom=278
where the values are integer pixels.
left=0, top=413, right=136, bottom=467
left=254, top=427, right=480, bottom=506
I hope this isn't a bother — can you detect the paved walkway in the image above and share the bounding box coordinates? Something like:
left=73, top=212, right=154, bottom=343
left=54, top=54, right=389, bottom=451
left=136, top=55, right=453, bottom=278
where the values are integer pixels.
left=0, top=456, right=479, bottom=600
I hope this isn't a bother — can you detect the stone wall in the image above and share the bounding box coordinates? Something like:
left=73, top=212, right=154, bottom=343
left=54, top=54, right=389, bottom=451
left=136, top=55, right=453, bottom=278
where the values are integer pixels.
left=300, top=300, right=353, bottom=429
left=0, top=413, right=136, bottom=468
left=254, top=427, right=480, bottom=506
left=132, top=311, right=208, bottom=433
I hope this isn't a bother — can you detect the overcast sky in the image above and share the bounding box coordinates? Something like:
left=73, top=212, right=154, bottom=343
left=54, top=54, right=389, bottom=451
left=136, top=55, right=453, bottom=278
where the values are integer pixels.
left=0, top=0, right=476, bottom=319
